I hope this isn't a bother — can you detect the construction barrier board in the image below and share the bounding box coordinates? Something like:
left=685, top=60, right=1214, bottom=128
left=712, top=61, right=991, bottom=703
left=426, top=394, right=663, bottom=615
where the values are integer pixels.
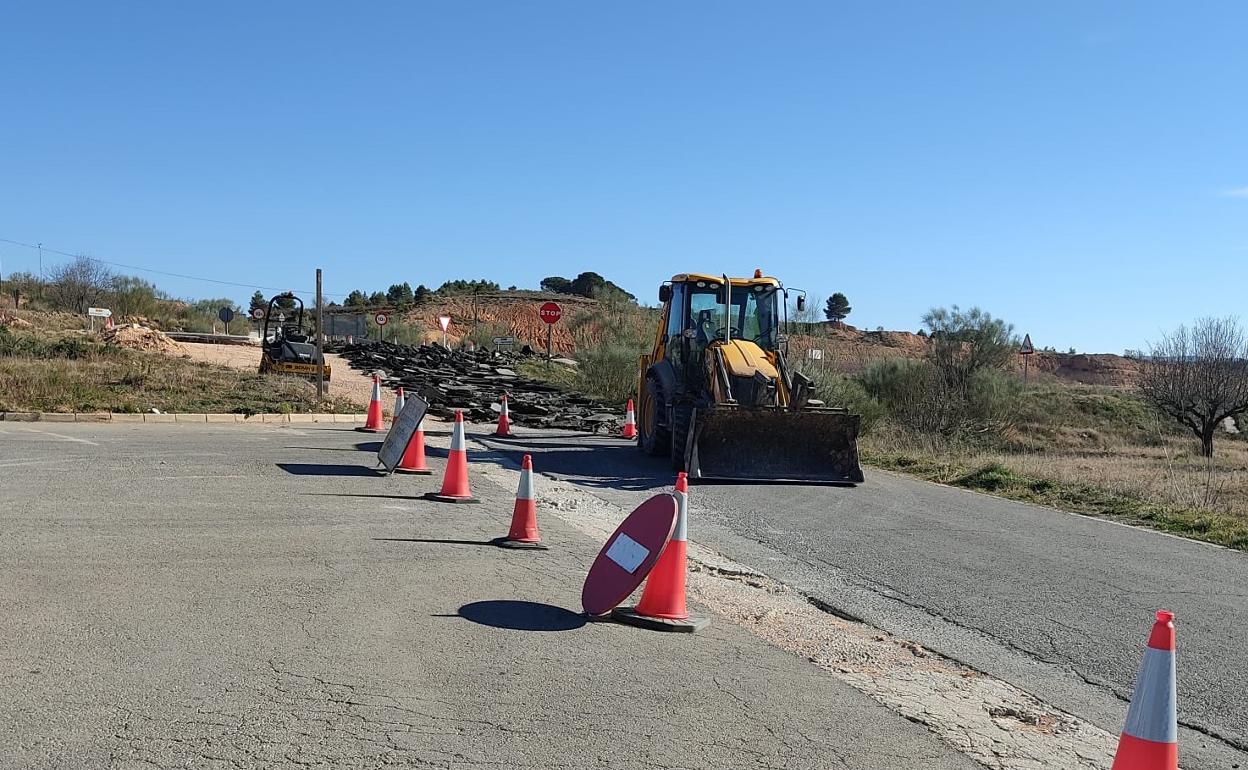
left=377, top=394, right=430, bottom=473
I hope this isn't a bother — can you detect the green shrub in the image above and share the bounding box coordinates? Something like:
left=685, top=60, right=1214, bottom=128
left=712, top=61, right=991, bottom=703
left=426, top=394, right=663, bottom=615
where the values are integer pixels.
left=860, top=358, right=1020, bottom=437
left=808, top=371, right=885, bottom=435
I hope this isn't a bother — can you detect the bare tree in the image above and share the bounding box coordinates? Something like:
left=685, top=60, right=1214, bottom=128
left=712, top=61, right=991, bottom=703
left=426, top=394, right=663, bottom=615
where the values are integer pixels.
left=47, top=256, right=112, bottom=314
left=1138, top=317, right=1248, bottom=458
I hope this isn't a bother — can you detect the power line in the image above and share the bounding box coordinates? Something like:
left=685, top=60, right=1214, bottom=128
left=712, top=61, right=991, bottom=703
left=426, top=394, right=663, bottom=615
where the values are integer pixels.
left=0, top=237, right=352, bottom=298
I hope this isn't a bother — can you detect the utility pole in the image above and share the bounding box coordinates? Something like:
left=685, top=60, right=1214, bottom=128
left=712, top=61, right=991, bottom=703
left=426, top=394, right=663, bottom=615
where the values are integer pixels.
left=315, top=268, right=325, bottom=401
left=37, top=243, right=43, bottom=281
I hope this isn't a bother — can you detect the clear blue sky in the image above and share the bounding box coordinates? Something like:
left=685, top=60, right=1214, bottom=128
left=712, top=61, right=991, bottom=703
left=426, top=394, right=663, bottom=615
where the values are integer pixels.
left=2, top=2, right=1245, bottom=353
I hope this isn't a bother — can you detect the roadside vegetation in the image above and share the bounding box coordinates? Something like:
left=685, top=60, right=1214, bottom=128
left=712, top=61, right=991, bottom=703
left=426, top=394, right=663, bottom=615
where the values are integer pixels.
left=795, top=310, right=1248, bottom=550
left=0, top=327, right=359, bottom=415
left=6, top=257, right=244, bottom=332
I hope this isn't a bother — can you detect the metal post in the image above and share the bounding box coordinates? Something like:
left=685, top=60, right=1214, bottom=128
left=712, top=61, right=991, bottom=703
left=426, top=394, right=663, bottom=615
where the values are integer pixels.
left=546, top=324, right=553, bottom=369
left=315, top=269, right=325, bottom=401
left=1023, top=355, right=1029, bottom=387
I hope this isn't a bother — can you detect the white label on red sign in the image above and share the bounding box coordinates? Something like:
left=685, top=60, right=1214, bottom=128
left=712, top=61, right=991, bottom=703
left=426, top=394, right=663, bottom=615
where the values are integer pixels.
left=438, top=315, right=451, bottom=331
left=539, top=302, right=562, bottom=324
left=605, top=533, right=650, bottom=574
left=375, top=313, right=388, bottom=325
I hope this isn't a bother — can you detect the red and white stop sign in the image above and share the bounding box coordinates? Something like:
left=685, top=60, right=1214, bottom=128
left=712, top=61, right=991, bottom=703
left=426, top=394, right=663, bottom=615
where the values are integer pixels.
left=539, top=302, right=562, bottom=325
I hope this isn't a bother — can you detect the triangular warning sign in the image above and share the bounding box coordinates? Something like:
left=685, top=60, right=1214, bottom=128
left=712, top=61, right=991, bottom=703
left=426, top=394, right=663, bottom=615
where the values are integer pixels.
left=1020, top=334, right=1034, bottom=355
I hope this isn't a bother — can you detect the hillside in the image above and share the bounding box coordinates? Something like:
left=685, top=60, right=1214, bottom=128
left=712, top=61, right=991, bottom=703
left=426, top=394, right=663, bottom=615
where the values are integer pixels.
left=789, top=323, right=1138, bottom=387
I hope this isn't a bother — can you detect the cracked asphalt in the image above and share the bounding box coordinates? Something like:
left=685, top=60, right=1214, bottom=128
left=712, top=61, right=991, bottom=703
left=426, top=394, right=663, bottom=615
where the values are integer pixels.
left=472, top=430, right=1248, bottom=770
left=0, top=422, right=980, bottom=770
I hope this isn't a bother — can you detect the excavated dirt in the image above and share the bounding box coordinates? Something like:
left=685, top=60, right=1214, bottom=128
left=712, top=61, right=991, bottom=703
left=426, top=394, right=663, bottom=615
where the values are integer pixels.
left=102, top=324, right=183, bottom=353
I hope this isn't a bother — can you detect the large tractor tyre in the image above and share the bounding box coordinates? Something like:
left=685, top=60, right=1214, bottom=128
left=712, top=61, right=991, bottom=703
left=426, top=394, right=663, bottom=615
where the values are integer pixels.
left=640, top=378, right=670, bottom=456
left=670, top=403, right=694, bottom=471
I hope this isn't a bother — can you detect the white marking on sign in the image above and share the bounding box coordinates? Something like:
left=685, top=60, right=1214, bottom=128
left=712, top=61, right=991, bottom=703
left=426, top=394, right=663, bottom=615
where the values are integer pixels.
left=87, top=307, right=112, bottom=317
left=374, top=313, right=389, bottom=326
left=605, top=533, right=650, bottom=574
left=438, top=315, right=452, bottom=332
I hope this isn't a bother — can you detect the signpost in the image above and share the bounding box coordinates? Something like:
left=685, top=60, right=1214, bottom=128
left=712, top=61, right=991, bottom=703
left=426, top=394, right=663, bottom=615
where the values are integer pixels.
left=1020, top=333, right=1035, bottom=385
left=315, top=268, right=324, bottom=401
left=538, top=301, right=562, bottom=363
left=438, top=315, right=452, bottom=348
left=87, top=307, right=111, bottom=332
left=217, top=306, right=235, bottom=334
left=374, top=312, right=388, bottom=342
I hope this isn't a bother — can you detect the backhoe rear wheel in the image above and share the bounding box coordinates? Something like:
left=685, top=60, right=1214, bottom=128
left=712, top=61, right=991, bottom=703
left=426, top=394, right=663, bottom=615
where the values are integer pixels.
left=640, top=377, right=670, bottom=456
left=670, top=403, right=693, bottom=472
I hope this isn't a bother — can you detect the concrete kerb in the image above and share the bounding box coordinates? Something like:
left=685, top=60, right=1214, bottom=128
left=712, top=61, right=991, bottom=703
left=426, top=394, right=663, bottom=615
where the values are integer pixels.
left=0, top=412, right=365, bottom=424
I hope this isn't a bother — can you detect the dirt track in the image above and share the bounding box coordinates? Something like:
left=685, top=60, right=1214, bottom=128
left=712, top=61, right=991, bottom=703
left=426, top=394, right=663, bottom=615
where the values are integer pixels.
left=177, top=342, right=376, bottom=410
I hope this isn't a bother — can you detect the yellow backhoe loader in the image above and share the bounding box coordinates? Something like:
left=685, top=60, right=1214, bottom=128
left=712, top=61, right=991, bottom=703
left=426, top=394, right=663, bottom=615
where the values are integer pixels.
left=636, top=271, right=863, bottom=483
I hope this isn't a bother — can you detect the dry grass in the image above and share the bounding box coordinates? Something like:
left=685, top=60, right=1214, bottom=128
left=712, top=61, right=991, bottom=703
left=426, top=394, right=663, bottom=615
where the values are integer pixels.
left=0, top=332, right=361, bottom=414
left=862, top=421, right=1248, bottom=550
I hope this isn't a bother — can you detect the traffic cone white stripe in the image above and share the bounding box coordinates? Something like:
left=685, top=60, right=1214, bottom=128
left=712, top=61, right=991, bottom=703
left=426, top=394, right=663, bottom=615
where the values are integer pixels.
left=1123, top=648, right=1177, bottom=743
left=517, top=464, right=534, bottom=500
left=371, top=377, right=381, bottom=401
left=449, top=416, right=466, bottom=451
left=672, top=486, right=688, bottom=542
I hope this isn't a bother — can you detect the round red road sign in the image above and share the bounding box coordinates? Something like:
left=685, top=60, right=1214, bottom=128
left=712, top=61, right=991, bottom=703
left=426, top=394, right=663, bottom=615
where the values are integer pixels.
left=250, top=307, right=265, bottom=320
left=538, top=301, right=562, bottom=325
left=374, top=312, right=389, bottom=326
left=581, top=493, right=678, bottom=616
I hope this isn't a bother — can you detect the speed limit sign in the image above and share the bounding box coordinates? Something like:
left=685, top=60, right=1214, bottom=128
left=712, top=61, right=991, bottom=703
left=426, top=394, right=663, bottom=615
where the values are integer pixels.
left=374, top=312, right=389, bottom=326
left=250, top=307, right=265, bottom=320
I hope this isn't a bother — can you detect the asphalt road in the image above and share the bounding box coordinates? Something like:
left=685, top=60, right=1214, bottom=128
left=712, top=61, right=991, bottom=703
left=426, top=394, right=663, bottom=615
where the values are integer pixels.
left=0, top=422, right=979, bottom=770
left=476, top=429, right=1248, bottom=769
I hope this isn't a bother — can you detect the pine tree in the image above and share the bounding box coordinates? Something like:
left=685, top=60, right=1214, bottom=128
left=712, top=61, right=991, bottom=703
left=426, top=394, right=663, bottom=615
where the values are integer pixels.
left=249, top=291, right=267, bottom=314
left=824, top=293, right=851, bottom=322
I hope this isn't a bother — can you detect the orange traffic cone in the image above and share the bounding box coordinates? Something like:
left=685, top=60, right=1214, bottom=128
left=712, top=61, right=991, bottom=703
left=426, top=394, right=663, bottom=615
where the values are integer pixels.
left=391, top=387, right=406, bottom=428
left=395, top=410, right=432, bottom=475
left=356, top=373, right=385, bottom=432
left=1111, top=611, right=1178, bottom=770
left=497, top=454, right=548, bottom=550
left=612, top=472, right=709, bottom=632
left=424, top=410, right=478, bottom=503
left=495, top=393, right=514, bottom=437
left=621, top=399, right=637, bottom=439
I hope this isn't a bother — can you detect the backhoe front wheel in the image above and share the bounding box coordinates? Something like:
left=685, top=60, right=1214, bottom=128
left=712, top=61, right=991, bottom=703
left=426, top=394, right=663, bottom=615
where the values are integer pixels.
left=640, top=377, right=670, bottom=456
left=670, top=403, right=693, bottom=472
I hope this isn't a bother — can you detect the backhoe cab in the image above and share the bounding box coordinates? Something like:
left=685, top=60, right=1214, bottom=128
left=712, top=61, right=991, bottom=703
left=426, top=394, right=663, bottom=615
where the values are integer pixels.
left=258, top=292, right=331, bottom=381
left=636, top=271, right=863, bottom=484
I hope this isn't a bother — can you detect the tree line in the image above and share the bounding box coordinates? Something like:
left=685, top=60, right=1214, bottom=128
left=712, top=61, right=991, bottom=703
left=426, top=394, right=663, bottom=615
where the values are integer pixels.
left=5, top=256, right=239, bottom=332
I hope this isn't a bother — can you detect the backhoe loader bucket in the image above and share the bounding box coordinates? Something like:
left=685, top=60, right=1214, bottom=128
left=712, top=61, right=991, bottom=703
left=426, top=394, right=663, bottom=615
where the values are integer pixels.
left=685, top=407, right=864, bottom=484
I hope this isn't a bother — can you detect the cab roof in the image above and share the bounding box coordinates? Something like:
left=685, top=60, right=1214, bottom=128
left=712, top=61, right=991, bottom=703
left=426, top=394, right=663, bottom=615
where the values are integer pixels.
left=670, top=273, right=781, bottom=287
